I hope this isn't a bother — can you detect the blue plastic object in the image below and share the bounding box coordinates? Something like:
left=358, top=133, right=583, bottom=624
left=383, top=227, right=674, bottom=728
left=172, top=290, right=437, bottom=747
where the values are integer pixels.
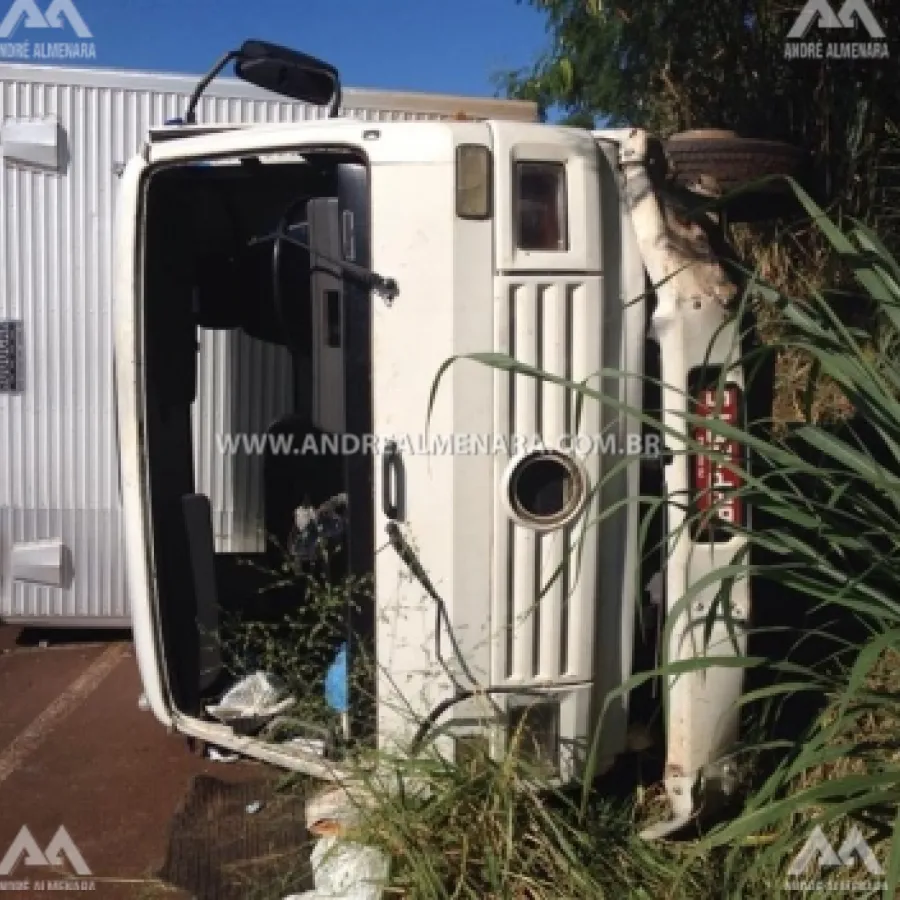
left=325, top=643, right=349, bottom=713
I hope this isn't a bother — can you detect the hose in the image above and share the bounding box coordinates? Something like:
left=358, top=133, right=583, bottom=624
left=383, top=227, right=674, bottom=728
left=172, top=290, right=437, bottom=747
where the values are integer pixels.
left=385, top=523, right=559, bottom=755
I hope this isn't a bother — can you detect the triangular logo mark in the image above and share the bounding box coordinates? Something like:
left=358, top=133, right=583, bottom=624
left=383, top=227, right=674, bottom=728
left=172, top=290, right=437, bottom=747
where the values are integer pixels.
left=837, top=826, right=884, bottom=876
left=0, top=826, right=92, bottom=877
left=786, top=826, right=843, bottom=876
left=0, top=0, right=47, bottom=38
left=0, top=826, right=49, bottom=876
left=786, top=0, right=885, bottom=39
left=0, top=0, right=92, bottom=39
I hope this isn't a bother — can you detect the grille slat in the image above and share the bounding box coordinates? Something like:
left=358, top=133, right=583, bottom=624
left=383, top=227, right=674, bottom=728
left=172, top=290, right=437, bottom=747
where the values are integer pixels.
left=511, top=284, right=538, bottom=680
left=566, top=283, right=602, bottom=679
left=537, top=283, right=567, bottom=679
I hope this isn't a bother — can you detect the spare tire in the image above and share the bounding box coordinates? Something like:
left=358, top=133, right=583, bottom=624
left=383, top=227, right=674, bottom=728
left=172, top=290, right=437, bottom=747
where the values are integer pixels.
left=665, top=131, right=808, bottom=191
left=664, top=130, right=810, bottom=221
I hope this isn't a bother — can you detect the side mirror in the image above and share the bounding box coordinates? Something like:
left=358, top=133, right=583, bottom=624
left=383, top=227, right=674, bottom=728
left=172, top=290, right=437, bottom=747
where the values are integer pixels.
left=235, top=40, right=341, bottom=115
left=184, top=40, right=342, bottom=125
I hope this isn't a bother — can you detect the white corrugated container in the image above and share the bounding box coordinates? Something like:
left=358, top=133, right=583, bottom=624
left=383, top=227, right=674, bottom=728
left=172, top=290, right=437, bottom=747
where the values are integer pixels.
left=0, top=62, right=537, bottom=626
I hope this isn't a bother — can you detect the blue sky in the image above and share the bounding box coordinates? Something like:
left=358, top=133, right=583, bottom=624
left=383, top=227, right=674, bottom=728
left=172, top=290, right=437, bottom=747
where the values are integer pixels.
left=5, top=0, right=550, bottom=98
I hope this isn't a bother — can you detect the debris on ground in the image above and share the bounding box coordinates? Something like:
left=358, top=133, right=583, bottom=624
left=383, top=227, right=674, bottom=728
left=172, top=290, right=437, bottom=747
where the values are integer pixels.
left=206, top=746, right=240, bottom=763
left=206, top=671, right=295, bottom=730
left=246, top=801, right=263, bottom=815
left=283, top=835, right=388, bottom=900
left=258, top=715, right=337, bottom=757
left=305, top=784, right=368, bottom=836
left=286, top=736, right=328, bottom=756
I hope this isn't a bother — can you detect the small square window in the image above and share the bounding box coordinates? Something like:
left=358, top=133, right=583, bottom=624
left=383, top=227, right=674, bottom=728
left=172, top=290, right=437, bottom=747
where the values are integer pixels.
left=456, top=144, right=492, bottom=219
left=516, top=162, right=568, bottom=251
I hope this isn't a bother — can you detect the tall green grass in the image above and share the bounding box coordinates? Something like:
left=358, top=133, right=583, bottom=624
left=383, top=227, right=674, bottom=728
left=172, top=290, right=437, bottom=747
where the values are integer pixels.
left=688, top=182, right=900, bottom=897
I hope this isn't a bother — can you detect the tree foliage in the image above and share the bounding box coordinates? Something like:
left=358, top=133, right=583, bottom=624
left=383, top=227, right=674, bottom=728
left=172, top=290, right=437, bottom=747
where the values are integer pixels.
left=502, top=0, right=900, bottom=236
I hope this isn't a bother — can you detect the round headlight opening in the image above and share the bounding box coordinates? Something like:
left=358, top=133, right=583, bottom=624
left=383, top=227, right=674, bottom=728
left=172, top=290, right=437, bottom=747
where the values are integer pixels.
left=505, top=451, right=587, bottom=530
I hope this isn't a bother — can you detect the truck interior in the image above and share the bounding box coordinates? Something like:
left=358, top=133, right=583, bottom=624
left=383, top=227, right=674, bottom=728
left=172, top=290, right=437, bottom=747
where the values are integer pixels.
left=140, top=149, right=377, bottom=751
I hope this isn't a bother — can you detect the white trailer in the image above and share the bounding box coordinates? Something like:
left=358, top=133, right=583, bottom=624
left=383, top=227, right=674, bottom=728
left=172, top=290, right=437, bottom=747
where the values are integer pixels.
left=0, top=61, right=536, bottom=626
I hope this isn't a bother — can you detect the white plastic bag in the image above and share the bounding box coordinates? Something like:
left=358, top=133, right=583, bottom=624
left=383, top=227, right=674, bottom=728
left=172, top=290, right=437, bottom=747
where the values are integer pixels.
left=206, top=671, right=295, bottom=726
left=284, top=835, right=388, bottom=900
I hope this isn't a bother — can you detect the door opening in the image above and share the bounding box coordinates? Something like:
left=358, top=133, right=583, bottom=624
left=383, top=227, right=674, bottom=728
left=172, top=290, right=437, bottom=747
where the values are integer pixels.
left=139, top=148, right=376, bottom=756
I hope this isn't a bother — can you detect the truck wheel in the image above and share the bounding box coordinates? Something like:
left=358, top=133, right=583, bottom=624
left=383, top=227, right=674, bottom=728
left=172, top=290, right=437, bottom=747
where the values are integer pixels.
left=664, top=130, right=807, bottom=191
left=664, top=130, right=809, bottom=221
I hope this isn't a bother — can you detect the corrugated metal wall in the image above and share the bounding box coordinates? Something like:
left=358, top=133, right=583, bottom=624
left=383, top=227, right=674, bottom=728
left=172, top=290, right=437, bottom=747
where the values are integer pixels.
left=0, top=68, right=453, bottom=624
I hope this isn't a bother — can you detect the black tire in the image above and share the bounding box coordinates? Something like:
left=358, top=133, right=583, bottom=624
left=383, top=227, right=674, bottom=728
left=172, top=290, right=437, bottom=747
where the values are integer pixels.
left=664, top=134, right=808, bottom=193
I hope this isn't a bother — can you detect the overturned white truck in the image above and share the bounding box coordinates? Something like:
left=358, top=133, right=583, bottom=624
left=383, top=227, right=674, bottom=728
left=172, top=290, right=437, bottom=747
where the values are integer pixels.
left=115, top=41, right=777, bottom=834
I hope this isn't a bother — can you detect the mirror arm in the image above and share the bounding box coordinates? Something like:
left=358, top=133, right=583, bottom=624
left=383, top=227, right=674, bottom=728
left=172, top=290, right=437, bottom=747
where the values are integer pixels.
left=185, top=50, right=241, bottom=125
left=329, top=81, right=342, bottom=119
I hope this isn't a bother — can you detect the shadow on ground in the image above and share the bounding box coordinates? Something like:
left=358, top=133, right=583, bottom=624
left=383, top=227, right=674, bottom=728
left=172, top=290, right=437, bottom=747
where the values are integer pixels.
left=158, top=774, right=314, bottom=900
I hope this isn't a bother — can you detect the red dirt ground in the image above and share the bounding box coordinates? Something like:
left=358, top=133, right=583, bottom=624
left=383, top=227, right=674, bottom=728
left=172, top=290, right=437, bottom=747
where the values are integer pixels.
left=0, top=627, right=267, bottom=899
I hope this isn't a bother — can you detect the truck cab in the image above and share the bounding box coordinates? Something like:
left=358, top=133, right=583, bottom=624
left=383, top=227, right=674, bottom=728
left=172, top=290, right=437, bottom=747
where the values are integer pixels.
left=114, top=41, right=751, bottom=834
